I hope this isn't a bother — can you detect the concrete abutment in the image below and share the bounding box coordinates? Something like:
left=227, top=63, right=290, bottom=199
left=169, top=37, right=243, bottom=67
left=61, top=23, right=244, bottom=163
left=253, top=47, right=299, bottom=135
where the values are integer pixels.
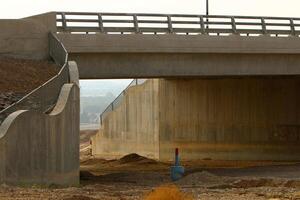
left=93, top=77, right=300, bottom=161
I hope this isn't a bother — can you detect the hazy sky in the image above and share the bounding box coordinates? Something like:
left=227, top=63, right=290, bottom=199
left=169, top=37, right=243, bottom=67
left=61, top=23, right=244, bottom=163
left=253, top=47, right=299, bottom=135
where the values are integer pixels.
left=1, top=0, right=300, bottom=19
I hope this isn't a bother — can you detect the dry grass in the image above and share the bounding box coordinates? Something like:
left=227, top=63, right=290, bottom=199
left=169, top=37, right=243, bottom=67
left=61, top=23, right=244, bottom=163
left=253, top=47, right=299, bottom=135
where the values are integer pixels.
left=144, top=184, right=194, bottom=200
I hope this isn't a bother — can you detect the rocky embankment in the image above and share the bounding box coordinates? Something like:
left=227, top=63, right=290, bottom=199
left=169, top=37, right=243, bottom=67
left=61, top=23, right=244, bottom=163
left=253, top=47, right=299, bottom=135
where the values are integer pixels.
left=0, top=92, right=25, bottom=111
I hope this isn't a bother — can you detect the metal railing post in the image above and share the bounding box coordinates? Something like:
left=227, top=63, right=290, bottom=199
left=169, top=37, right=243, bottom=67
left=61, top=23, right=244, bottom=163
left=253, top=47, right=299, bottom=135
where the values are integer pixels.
left=133, top=14, right=140, bottom=34
left=98, top=13, right=104, bottom=33
left=200, top=16, right=206, bottom=34
left=290, top=19, right=296, bottom=36
left=231, top=17, right=237, bottom=35
left=61, top=13, right=67, bottom=31
left=261, top=18, right=267, bottom=35
left=167, top=15, right=173, bottom=34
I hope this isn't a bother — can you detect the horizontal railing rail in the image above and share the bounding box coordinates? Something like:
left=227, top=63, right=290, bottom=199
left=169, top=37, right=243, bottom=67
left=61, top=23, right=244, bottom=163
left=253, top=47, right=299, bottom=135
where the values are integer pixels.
left=56, top=12, right=300, bottom=36
left=100, top=79, right=147, bottom=126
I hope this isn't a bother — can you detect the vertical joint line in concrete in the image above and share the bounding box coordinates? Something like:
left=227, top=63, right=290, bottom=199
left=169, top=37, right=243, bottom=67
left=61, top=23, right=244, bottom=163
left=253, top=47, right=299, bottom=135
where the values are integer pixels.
left=261, top=18, right=267, bottom=35
left=98, top=14, right=104, bottom=33
left=133, top=15, right=140, bottom=34
left=167, top=15, right=173, bottom=34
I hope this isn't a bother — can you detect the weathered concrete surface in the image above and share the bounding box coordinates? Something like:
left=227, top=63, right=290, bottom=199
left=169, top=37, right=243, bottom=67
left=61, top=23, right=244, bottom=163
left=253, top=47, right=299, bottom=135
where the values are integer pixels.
left=92, top=80, right=160, bottom=159
left=0, top=60, right=80, bottom=186
left=57, top=34, right=300, bottom=54
left=159, top=77, right=300, bottom=161
left=0, top=12, right=56, bottom=60
left=56, top=33, right=300, bottom=79
left=0, top=83, right=79, bottom=186
left=92, top=77, right=300, bottom=161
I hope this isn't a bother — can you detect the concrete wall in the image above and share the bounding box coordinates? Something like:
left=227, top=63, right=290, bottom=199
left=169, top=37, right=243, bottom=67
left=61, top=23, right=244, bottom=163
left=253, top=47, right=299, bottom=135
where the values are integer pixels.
left=93, top=77, right=300, bottom=161
left=159, top=77, right=300, bottom=161
left=0, top=12, right=56, bottom=60
left=92, top=79, right=160, bottom=159
left=0, top=56, right=80, bottom=186
left=0, top=83, right=79, bottom=186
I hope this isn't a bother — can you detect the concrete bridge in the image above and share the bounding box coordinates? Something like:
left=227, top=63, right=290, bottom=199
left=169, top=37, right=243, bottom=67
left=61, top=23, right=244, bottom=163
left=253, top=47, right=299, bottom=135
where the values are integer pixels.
left=55, top=12, right=300, bottom=79
left=1, top=12, right=300, bottom=186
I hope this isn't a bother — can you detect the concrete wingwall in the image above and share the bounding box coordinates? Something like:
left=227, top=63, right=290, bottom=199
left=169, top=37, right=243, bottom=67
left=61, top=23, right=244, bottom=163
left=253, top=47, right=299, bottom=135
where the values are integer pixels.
left=0, top=84, right=79, bottom=186
left=0, top=57, right=80, bottom=186
left=92, top=79, right=160, bottom=159
left=93, top=77, right=300, bottom=161
left=0, top=13, right=81, bottom=185
left=0, top=12, right=56, bottom=60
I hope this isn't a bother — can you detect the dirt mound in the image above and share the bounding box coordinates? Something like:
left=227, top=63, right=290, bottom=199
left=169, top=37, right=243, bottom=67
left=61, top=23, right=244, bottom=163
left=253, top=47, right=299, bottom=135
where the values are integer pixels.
left=232, top=178, right=282, bottom=188
left=284, top=180, right=300, bottom=188
left=176, top=171, right=232, bottom=187
left=144, top=184, right=193, bottom=200
left=119, top=153, right=157, bottom=164
left=63, top=195, right=97, bottom=200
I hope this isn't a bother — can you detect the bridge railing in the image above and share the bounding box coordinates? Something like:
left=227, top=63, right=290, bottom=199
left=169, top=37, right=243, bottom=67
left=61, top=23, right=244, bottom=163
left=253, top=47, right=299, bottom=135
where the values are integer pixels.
left=56, top=12, right=300, bottom=36
left=100, top=79, right=147, bottom=126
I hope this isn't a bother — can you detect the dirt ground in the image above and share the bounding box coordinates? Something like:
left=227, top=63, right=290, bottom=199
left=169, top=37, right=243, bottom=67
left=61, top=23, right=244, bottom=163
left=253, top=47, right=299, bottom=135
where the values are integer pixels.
left=1, top=130, right=300, bottom=200
left=0, top=57, right=59, bottom=111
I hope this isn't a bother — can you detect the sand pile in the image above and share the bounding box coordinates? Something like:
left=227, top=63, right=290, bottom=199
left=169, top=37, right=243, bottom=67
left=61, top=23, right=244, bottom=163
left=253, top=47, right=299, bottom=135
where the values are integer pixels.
left=144, top=184, right=193, bottom=200
left=176, top=171, right=232, bottom=188
left=118, top=153, right=157, bottom=164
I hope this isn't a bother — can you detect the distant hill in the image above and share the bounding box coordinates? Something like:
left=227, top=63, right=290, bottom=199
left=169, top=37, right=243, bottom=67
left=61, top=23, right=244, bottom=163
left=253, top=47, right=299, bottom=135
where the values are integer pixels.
left=80, top=79, right=132, bottom=125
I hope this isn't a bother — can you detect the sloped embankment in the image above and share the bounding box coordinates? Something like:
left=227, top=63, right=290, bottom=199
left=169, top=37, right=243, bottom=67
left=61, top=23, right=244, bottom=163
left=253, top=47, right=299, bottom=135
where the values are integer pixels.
left=0, top=57, right=59, bottom=111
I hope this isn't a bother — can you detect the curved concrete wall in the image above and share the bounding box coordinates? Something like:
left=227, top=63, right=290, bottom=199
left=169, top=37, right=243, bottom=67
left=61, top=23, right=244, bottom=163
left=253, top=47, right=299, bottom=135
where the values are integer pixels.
left=0, top=12, right=80, bottom=186
left=0, top=83, right=79, bottom=186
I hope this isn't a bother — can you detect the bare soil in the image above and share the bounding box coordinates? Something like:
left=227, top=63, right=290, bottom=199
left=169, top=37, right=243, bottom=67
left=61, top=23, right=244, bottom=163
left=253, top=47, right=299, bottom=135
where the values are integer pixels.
left=1, top=130, right=300, bottom=200
left=0, top=57, right=59, bottom=111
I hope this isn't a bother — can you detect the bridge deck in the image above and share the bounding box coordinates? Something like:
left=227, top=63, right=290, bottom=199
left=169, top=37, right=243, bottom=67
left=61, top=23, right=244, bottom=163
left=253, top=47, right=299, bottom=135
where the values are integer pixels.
left=54, top=12, right=300, bottom=79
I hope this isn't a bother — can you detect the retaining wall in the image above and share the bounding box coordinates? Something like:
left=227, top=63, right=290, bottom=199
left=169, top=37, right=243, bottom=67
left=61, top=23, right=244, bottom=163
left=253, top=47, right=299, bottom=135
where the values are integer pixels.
left=93, top=77, right=300, bottom=161
left=159, top=77, right=300, bottom=161
left=92, top=79, right=160, bottom=159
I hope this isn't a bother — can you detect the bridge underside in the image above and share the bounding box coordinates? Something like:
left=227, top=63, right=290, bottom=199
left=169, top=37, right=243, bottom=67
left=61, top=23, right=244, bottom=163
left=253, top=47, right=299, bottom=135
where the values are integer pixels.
left=56, top=34, right=300, bottom=79
left=69, top=53, right=300, bottom=79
